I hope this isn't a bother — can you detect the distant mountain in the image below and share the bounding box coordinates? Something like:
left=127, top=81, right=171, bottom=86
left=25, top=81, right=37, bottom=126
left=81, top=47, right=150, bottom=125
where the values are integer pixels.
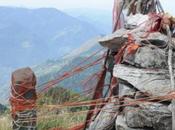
left=64, top=8, right=112, bottom=34
left=0, top=36, right=104, bottom=104
left=0, top=7, right=109, bottom=104
left=0, top=7, right=101, bottom=68
left=34, top=36, right=103, bottom=93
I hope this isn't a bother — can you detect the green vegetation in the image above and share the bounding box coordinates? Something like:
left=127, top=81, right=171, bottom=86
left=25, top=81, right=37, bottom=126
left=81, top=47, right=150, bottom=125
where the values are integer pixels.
left=38, top=113, right=86, bottom=130
left=38, top=87, right=79, bottom=105
left=0, top=86, right=89, bottom=130
left=37, top=86, right=88, bottom=129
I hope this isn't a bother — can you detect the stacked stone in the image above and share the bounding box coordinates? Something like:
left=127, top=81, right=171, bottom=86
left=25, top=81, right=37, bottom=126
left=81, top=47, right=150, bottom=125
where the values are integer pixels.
left=97, top=14, right=174, bottom=130
left=10, top=68, right=37, bottom=130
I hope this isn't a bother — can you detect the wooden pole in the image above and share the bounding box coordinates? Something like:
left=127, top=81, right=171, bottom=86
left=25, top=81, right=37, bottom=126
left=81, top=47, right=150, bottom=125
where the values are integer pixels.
left=10, top=67, right=37, bottom=130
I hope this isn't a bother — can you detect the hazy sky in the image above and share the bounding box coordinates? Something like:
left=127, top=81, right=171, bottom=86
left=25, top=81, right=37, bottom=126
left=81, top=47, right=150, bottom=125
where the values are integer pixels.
left=0, top=0, right=114, bottom=10
left=0, top=0, right=174, bottom=14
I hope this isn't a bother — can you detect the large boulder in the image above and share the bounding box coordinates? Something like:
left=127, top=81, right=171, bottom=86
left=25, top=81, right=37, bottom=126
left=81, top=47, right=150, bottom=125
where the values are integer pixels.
left=124, top=103, right=172, bottom=130
left=113, top=64, right=172, bottom=96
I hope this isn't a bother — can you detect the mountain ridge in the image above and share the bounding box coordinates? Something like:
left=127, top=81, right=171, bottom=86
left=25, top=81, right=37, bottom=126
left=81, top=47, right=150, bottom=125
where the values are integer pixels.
left=0, top=6, right=108, bottom=104
left=0, top=6, right=101, bottom=67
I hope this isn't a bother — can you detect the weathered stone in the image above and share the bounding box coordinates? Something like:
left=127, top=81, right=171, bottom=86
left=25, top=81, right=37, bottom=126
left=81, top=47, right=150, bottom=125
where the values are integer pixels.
left=113, top=64, right=171, bottom=96
left=118, top=83, right=136, bottom=97
left=172, top=38, right=175, bottom=47
left=123, top=46, right=167, bottom=69
left=125, top=14, right=149, bottom=29
left=140, top=32, right=169, bottom=46
left=99, top=28, right=128, bottom=50
left=13, top=110, right=37, bottom=130
left=99, top=29, right=168, bottom=51
left=173, top=52, right=175, bottom=69
left=116, top=115, right=152, bottom=130
left=10, top=68, right=37, bottom=130
left=98, top=9, right=173, bottom=130
left=134, top=91, right=148, bottom=99
left=88, top=98, right=119, bottom=130
left=124, top=103, right=172, bottom=130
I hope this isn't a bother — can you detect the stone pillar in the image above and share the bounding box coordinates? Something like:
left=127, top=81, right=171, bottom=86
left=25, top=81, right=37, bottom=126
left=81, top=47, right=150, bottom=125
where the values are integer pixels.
left=10, top=67, right=37, bottom=130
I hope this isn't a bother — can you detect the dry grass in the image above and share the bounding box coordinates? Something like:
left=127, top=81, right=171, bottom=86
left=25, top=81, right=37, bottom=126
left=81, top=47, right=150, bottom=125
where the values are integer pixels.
left=37, top=111, right=86, bottom=130
left=0, top=112, right=86, bottom=130
left=0, top=115, right=12, bottom=130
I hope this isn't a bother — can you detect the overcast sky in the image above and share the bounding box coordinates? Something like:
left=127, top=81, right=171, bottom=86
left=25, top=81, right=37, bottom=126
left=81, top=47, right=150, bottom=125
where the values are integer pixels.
left=0, top=0, right=174, bottom=14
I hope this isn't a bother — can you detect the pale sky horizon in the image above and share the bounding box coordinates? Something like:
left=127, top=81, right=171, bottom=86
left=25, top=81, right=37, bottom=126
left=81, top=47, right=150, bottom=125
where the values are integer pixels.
left=0, top=0, right=174, bottom=15
left=0, top=0, right=114, bottom=10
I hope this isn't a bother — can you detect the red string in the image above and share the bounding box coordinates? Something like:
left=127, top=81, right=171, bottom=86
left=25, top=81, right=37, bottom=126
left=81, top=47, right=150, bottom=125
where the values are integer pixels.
left=38, top=55, right=105, bottom=96
left=10, top=82, right=37, bottom=117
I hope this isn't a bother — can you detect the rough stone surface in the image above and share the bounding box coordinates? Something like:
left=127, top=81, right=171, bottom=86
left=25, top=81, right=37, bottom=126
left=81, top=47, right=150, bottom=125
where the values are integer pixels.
left=123, top=46, right=167, bottom=69
left=116, top=115, right=152, bottom=130
left=99, top=28, right=128, bottom=50
left=13, top=110, right=37, bottom=130
left=98, top=14, right=173, bottom=130
left=125, top=14, right=149, bottom=29
left=118, top=83, right=136, bottom=97
left=113, top=64, right=171, bottom=96
left=99, top=29, right=168, bottom=51
left=11, top=68, right=37, bottom=130
left=140, top=32, right=169, bottom=46
left=134, top=91, right=148, bottom=99
left=88, top=98, right=119, bottom=130
left=124, top=103, right=172, bottom=130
